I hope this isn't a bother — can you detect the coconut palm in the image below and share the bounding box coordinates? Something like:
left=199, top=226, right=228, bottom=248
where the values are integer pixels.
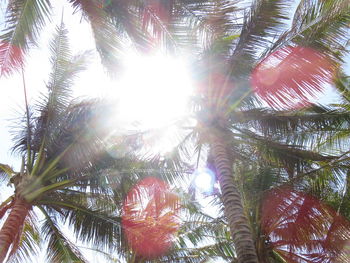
left=0, top=20, right=142, bottom=262
left=189, top=105, right=350, bottom=263
left=180, top=137, right=350, bottom=263
left=162, top=0, right=350, bottom=262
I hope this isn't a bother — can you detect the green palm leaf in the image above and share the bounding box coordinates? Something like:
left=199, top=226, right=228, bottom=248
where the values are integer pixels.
left=229, top=0, right=293, bottom=77
left=0, top=0, right=51, bottom=76
left=6, top=212, right=40, bottom=263
left=0, top=163, right=15, bottom=184
left=271, top=0, right=350, bottom=56
left=69, top=0, right=124, bottom=74
left=40, top=207, right=87, bottom=263
left=42, top=20, right=90, bottom=136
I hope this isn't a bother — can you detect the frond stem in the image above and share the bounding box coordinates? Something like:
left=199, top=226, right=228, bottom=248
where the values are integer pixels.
left=22, top=66, right=32, bottom=170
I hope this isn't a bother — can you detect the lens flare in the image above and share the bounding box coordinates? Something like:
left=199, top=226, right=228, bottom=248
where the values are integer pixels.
left=261, top=187, right=350, bottom=262
left=122, top=177, right=181, bottom=259
left=251, top=46, right=335, bottom=109
left=193, top=168, right=215, bottom=194
left=196, top=72, right=235, bottom=108
left=0, top=42, right=24, bottom=76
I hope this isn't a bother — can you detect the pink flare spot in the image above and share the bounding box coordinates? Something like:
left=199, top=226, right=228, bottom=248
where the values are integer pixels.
left=261, top=187, right=350, bottom=262
left=0, top=42, right=24, bottom=76
left=146, top=0, right=170, bottom=23
left=122, top=177, right=181, bottom=259
left=141, top=0, right=171, bottom=49
left=251, top=46, right=335, bottom=109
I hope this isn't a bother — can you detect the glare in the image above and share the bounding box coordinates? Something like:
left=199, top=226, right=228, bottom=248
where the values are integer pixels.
left=115, top=53, right=193, bottom=130
left=73, top=52, right=194, bottom=155
left=194, top=168, right=215, bottom=193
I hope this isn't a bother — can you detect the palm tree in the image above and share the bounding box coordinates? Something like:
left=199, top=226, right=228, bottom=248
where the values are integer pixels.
left=0, top=21, right=135, bottom=262
left=166, top=0, right=350, bottom=262
left=179, top=126, right=350, bottom=263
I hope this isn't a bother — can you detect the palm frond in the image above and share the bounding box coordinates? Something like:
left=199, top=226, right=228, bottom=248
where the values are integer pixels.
left=334, top=69, right=350, bottom=103
left=158, top=195, right=233, bottom=262
left=42, top=20, right=90, bottom=128
left=104, top=0, right=212, bottom=54
left=262, top=187, right=350, bottom=263
left=44, top=100, right=108, bottom=174
left=251, top=45, right=336, bottom=109
left=0, top=163, right=15, bottom=184
left=103, top=1, right=157, bottom=52
left=10, top=105, right=36, bottom=156
left=234, top=127, right=336, bottom=179
left=233, top=105, right=350, bottom=143
left=0, top=0, right=51, bottom=76
left=176, top=0, right=243, bottom=55
left=10, top=23, right=90, bottom=157
left=270, top=0, right=350, bottom=57
left=229, top=0, right=293, bottom=77
left=39, top=206, right=87, bottom=263
left=77, top=246, right=121, bottom=263
left=38, top=193, right=122, bottom=255
left=295, top=0, right=349, bottom=54
left=237, top=0, right=348, bottom=109
left=6, top=212, right=41, bottom=263
left=69, top=0, right=124, bottom=74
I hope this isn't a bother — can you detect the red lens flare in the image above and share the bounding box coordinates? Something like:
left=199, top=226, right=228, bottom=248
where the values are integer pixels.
left=145, top=0, right=170, bottom=23
left=251, top=46, right=335, bottom=109
left=261, top=187, right=350, bottom=262
left=122, top=177, right=181, bottom=259
left=0, top=42, right=24, bottom=76
left=141, top=0, right=172, bottom=49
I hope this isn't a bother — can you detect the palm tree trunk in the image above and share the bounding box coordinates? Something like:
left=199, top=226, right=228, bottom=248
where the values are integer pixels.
left=0, top=198, right=31, bottom=262
left=211, top=138, right=258, bottom=263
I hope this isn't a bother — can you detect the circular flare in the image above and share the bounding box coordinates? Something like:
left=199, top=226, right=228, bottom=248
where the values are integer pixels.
left=251, top=46, right=335, bottom=109
left=122, top=177, right=181, bottom=259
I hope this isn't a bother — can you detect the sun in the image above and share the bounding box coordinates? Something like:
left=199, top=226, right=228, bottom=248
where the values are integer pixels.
left=76, top=51, right=194, bottom=155
left=115, top=52, right=193, bottom=130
